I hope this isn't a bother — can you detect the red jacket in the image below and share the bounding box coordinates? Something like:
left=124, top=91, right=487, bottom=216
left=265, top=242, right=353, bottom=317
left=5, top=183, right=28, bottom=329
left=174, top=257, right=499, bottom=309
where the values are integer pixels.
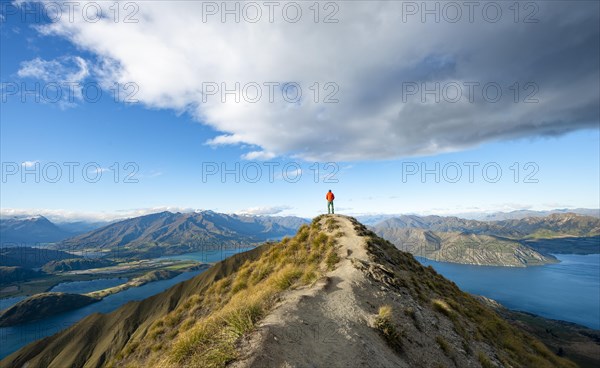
left=326, top=192, right=335, bottom=201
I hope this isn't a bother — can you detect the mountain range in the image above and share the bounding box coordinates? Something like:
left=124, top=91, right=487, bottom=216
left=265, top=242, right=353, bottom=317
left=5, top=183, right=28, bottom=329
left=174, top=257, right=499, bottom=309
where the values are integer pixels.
left=378, top=228, right=557, bottom=267
left=356, top=208, right=600, bottom=225
left=372, top=213, right=600, bottom=238
left=0, top=216, right=74, bottom=245
left=54, top=211, right=309, bottom=258
left=0, top=247, right=79, bottom=269
left=0, top=215, right=581, bottom=368
left=4, top=211, right=598, bottom=266
left=459, top=208, right=600, bottom=221
left=372, top=213, right=600, bottom=266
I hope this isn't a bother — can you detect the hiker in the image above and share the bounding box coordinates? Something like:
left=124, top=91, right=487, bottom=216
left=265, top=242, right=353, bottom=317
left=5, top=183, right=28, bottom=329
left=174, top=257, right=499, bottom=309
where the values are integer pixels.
left=326, top=190, right=335, bottom=214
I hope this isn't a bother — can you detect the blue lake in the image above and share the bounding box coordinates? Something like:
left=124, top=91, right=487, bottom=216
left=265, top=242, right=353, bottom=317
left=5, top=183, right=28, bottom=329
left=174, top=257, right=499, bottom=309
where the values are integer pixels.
left=417, top=254, right=600, bottom=330
left=157, top=246, right=254, bottom=263
left=0, top=278, right=130, bottom=312
left=0, top=296, right=26, bottom=311
left=0, top=270, right=203, bottom=359
left=0, top=247, right=253, bottom=360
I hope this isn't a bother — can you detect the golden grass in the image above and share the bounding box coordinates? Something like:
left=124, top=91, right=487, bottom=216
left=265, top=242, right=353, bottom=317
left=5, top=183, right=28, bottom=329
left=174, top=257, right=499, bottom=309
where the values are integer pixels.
left=325, top=217, right=341, bottom=231
left=431, top=299, right=453, bottom=317
left=111, top=216, right=342, bottom=368
left=325, top=248, right=341, bottom=270
left=351, top=218, right=577, bottom=368
left=477, top=351, right=495, bottom=368
left=374, top=305, right=403, bottom=353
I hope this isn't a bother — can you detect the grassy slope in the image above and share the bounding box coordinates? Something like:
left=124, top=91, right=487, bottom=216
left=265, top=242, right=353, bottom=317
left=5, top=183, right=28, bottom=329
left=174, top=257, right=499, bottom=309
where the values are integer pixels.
left=111, top=217, right=341, bottom=367
left=1, top=216, right=580, bottom=368
left=1, top=217, right=339, bottom=368
left=41, top=258, right=117, bottom=273
left=351, top=217, right=577, bottom=368
left=496, top=308, right=600, bottom=368
left=0, top=266, right=44, bottom=285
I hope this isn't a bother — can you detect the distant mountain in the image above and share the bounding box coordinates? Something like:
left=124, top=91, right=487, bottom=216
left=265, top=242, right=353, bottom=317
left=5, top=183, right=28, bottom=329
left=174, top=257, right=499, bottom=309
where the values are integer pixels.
left=374, top=213, right=600, bottom=238
left=374, top=215, right=522, bottom=237
left=376, top=228, right=556, bottom=267
left=522, top=236, right=600, bottom=255
left=496, top=213, right=600, bottom=238
left=0, top=216, right=74, bottom=245
left=356, top=209, right=600, bottom=223
left=373, top=213, right=600, bottom=266
left=55, top=211, right=309, bottom=257
left=54, top=220, right=113, bottom=235
left=0, top=247, right=79, bottom=268
left=457, top=208, right=600, bottom=221
left=355, top=214, right=400, bottom=226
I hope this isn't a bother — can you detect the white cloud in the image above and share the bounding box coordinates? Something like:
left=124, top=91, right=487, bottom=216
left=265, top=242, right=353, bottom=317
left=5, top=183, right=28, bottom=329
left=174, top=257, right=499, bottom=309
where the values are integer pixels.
left=18, top=56, right=88, bottom=83
left=0, top=206, right=200, bottom=223
left=241, top=150, right=276, bottom=161
left=0, top=206, right=296, bottom=222
left=17, top=55, right=90, bottom=104
left=21, top=160, right=39, bottom=168
left=0, top=208, right=123, bottom=223
left=86, top=166, right=109, bottom=175
left=237, top=206, right=292, bottom=215
left=24, top=1, right=600, bottom=161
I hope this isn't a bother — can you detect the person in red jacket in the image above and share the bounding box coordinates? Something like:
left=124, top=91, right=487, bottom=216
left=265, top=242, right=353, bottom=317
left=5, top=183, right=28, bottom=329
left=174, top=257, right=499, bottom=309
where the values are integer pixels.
left=326, top=190, right=335, bottom=214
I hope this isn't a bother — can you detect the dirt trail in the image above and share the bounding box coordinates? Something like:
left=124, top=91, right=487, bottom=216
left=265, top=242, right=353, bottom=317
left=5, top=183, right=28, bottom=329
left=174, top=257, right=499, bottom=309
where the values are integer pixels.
left=231, top=215, right=408, bottom=368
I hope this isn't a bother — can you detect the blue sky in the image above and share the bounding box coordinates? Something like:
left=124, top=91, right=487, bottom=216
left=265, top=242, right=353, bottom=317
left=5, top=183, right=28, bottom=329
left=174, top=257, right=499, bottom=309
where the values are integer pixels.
left=1, top=1, right=599, bottom=220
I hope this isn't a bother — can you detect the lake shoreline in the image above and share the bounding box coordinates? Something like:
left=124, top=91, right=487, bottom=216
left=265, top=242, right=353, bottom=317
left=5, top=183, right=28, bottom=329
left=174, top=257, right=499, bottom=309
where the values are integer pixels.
left=417, top=253, right=600, bottom=330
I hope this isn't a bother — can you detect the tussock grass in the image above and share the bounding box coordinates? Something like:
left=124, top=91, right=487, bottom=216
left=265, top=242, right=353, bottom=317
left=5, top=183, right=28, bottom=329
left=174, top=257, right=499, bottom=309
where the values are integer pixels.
left=375, top=305, right=403, bottom=353
left=112, top=216, right=341, bottom=368
left=431, top=299, right=453, bottom=318
left=477, top=351, right=495, bottom=368
left=353, top=217, right=577, bottom=368
left=269, top=264, right=303, bottom=290
left=222, top=301, right=264, bottom=338
left=164, top=312, right=181, bottom=327
left=300, top=264, right=319, bottom=285
left=436, top=335, right=451, bottom=355
left=312, top=232, right=329, bottom=246
left=325, top=248, right=341, bottom=270
left=325, top=217, right=341, bottom=231
left=231, top=280, right=247, bottom=293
